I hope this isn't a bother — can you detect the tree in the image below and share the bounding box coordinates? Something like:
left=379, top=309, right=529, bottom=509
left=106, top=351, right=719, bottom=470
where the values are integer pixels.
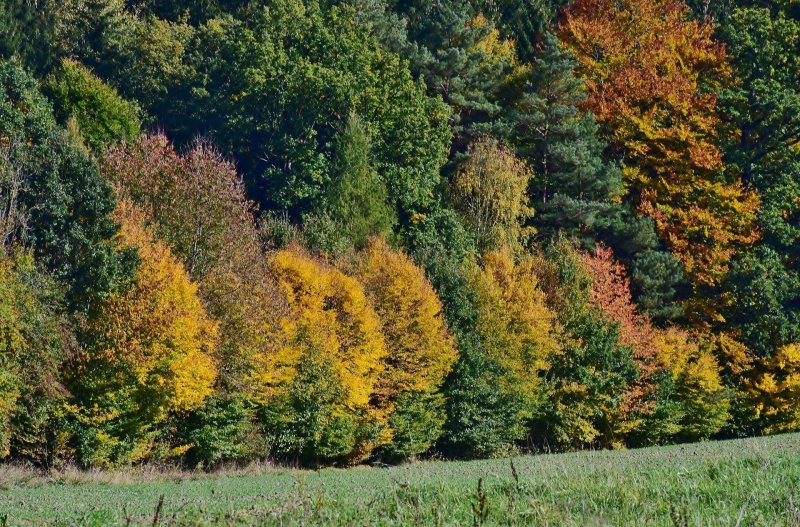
left=506, top=31, right=686, bottom=323
left=0, top=0, right=58, bottom=74
left=255, top=247, right=387, bottom=464
left=0, top=252, right=68, bottom=464
left=533, top=238, right=638, bottom=449
left=472, top=0, right=568, bottom=61
left=405, top=208, right=532, bottom=457
left=102, top=134, right=283, bottom=394
left=354, top=237, right=457, bottom=459
left=649, top=329, right=729, bottom=442
left=716, top=7, right=800, bottom=434
left=43, top=59, right=141, bottom=153
left=0, top=60, right=134, bottom=311
left=471, top=248, right=560, bottom=401
left=393, top=0, right=512, bottom=148
left=581, top=246, right=659, bottom=419
left=326, top=113, right=395, bottom=249
left=450, top=137, right=533, bottom=253
left=559, top=0, right=759, bottom=290
left=356, top=237, right=457, bottom=403
left=162, top=0, right=450, bottom=219
left=505, top=30, right=619, bottom=237
left=745, top=343, right=800, bottom=434
left=71, top=199, right=218, bottom=467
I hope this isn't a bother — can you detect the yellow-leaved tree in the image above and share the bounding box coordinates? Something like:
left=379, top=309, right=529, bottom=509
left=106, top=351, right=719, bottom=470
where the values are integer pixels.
left=451, top=137, right=534, bottom=254
left=355, top=237, right=458, bottom=461
left=71, top=199, right=218, bottom=467
left=648, top=329, right=729, bottom=442
left=470, top=248, right=561, bottom=402
left=254, top=247, right=386, bottom=464
left=746, top=343, right=800, bottom=434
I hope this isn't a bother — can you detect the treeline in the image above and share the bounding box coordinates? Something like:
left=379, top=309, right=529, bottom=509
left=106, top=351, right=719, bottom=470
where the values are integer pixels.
left=0, top=0, right=798, bottom=468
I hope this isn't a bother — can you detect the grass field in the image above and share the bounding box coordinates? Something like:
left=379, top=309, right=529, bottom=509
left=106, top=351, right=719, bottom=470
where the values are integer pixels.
left=2, top=434, right=800, bottom=526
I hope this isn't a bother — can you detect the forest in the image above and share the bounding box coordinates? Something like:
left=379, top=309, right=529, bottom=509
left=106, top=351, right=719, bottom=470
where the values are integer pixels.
left=0, top=0, right=798, bottom=470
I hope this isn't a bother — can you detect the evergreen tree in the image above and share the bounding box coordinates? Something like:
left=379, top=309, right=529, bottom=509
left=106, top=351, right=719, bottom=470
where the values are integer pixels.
left=506, top=33, right=686, bottom=323
left=326, top=113, right=395, bottom=249
left=395, top=0, right=510, bottom=149
left=718, top=5, right=800, bottom=359
left=0, top=0, right=57, bottom=74
left=716, top=7, right=800, bottom=433
left=472, top=0, right=568, bottom=61
left=508, top=32, right=623, bottom=234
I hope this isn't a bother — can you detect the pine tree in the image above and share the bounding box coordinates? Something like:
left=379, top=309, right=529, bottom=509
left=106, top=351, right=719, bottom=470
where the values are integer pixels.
left=508, top=32, right=622, bottom=234
left=396, top=0, right=510, bottom=148
left=506, top=33, right=686, bottom=323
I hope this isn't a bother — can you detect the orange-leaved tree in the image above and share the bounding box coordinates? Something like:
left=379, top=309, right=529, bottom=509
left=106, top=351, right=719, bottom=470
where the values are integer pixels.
left=581, top=245, right=728, bottom=442
left=102, top=134, right=284, bottom=394
left=581, top=245, right=659, bottom=418
left=71, top=198, right=218, bottom=467
left=559, top=0, right=758, bottom=289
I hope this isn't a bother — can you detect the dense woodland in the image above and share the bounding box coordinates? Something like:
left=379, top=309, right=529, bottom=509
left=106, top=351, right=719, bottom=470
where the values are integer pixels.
left=0, top=0, right=798, bottom=469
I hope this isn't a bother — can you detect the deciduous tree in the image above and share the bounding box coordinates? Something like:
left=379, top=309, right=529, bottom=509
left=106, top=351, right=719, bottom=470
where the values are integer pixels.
left=559, top=0, right=759, bottom=288
left=72, top=199, right=218, bottom=467
left=450, top=137, right=533, bottom=253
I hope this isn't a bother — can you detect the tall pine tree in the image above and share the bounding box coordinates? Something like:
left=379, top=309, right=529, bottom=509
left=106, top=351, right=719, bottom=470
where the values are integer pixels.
left=506, top=33, right=686, bottom=322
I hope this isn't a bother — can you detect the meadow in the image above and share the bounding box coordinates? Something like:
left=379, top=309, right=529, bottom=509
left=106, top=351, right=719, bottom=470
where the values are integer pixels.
left=2, top=433, right=800, bottom=526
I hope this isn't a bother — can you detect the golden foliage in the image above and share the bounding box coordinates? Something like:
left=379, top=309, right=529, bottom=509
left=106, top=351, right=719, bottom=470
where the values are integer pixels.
left=559, top=0, right=759, bottom=287
left=655, top=329, right=726, bottom=398
left=652, top=328, right=729, bottom=439
left=86, top=199, right=218, bottom=415
left=470, top=248, right=560, bottom=397
left=747, top=344, right=800, bottom=434
left=356, top=237, right=457, bottom=405
left=102, top=135, right=285, bottom=393
left=253, top=247, right=386, bottom=411
left=469, top=14, right=517, bottom=68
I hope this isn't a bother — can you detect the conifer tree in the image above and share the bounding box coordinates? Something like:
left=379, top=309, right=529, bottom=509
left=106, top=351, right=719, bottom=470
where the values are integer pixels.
left=327, top=113, right=395, bottom=249
left=506, top=33, right=686, bottom=323
left=396, top=0, right=511, bottom=147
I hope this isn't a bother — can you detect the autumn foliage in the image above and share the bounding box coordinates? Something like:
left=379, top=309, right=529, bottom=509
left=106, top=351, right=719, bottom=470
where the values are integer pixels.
left=102, top=135, right=284, bottom=393
left=356, top=238, right=457, bottom=405
left=471, top=248, right=560, bottom=398
left=559, top=0, right=759, bottom=288
left=5, top=0, right=800, bottom=470
left=71, top=199, right=218, bottom=465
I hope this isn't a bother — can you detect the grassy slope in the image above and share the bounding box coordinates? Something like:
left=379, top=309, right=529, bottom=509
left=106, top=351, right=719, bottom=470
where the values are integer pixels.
left=1, top=434, right=800, bottom=526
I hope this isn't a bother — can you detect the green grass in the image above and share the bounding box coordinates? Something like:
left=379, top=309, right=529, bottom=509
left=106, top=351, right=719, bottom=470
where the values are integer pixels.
left=2, top=434, right=800, bottom=526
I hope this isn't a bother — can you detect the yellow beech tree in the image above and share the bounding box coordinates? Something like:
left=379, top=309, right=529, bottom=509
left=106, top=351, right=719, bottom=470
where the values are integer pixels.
left=356, top=237, right=457, bottom=404
left=651, top=329, right=729, bottom=441
left=72, top=199, right=218, bottom=467
left=746, top=343, right=800, bottom=434
left=254, top=247, right=386, bottom=463
left=470, top=248, right=561, bottom=399
left=354, top=238, right=458, bottom=460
